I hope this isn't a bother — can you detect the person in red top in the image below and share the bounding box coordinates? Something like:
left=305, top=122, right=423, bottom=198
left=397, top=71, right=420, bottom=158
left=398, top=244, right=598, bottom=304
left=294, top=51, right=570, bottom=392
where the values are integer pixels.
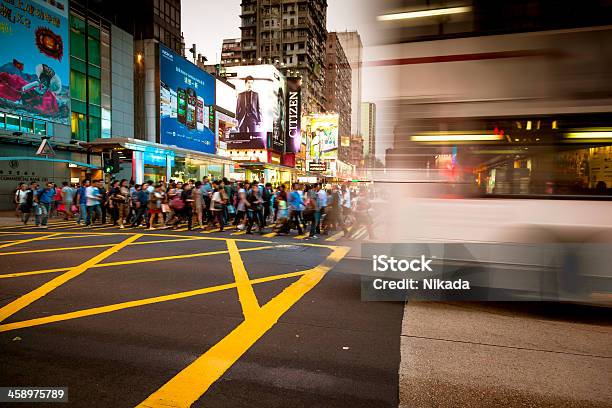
left=51, top=183, right=63, bottom=218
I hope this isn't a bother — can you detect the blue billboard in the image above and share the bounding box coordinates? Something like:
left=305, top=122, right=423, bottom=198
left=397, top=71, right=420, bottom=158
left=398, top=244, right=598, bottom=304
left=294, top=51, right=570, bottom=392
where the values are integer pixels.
left=0, top=0, right=70, bottom=125
left=159, top=44, right=215, bottom=154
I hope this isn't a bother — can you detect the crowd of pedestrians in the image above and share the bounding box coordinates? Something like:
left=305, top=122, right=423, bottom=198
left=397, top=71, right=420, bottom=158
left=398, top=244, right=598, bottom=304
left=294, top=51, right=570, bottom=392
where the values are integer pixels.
left=12, top=177, right=375, bottom=239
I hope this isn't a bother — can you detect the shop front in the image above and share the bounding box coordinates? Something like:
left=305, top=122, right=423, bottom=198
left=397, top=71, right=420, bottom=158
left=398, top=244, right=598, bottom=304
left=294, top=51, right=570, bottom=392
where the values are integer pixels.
left=85, top=138, right=232, bottom=184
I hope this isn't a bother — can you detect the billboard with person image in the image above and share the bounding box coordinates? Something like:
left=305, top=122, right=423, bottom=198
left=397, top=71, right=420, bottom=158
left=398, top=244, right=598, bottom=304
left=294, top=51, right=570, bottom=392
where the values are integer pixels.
left=224, top=65, right=286, bottom=152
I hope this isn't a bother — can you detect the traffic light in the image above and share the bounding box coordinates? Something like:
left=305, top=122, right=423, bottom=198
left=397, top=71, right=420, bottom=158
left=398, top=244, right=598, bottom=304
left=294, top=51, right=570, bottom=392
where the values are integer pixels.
left=104, top=150, right=121, bottom=174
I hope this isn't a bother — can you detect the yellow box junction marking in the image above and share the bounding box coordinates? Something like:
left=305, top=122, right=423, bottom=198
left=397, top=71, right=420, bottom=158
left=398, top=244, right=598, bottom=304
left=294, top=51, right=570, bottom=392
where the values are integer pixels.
left=0, top=245, right=278, bottom=279
left=0, top=232, right=62, bottom=249
left=226, top=239, right=260, bottom=320
left=0, top=270, right=309, bottom=333
left=0, top=228, right=350, bottom=407
left=137, top=245, right=349, bottom=408
left=0, top=234, right=142, bottom=323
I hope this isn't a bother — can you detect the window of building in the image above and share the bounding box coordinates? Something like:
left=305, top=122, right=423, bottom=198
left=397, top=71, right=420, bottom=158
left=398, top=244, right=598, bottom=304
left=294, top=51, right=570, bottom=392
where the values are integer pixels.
left=101, top=108, right=111, bottom=139
left=70, top=70, right=87, bottom=101
left=87, top=26, right=101, bottom=66
left=88, top=116, right=101, bottom=140
left=71, top=112, right=87, bottom=141
left=34, top=121, right=46, bottom=135
left=70, top=15, right=86, bottom=61
left=6, top=114, right=19, bottom=132
left=19, top=117, right=33, bottom=133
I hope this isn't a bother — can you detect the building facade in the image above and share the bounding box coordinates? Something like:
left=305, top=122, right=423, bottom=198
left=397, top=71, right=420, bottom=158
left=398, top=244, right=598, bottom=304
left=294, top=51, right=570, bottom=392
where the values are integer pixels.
left=349, top=135, right=364, bottom=169
left=0, top=0, right=135, bottom=209
left=238, top=0, right=327, bottom=115
left=336, top=31, right=362, bottom=137
left=361, top=102, right=376, bottom=167
left=324, top=32, right=351, bottom=163
left=220, top=38, right=243, bottom=66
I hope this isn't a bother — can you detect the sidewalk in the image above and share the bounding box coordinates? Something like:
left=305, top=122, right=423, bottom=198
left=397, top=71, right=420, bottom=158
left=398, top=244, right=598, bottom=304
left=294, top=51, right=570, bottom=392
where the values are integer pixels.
left=399, top=301, right=612, bottom=407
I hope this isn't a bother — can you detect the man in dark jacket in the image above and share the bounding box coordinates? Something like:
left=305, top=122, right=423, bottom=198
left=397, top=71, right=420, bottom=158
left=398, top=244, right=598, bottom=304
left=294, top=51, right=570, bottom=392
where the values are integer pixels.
left=236, top=76, right=261, bottom=132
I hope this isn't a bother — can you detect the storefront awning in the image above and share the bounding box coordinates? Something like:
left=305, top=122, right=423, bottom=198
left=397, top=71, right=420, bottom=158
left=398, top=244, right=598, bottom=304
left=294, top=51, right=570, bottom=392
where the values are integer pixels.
left=82, top=138, right=234, bottom=165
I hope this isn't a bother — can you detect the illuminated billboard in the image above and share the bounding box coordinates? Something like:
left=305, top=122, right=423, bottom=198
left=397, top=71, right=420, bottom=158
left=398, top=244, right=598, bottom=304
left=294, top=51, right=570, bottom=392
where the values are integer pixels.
left=304, top=114, right=339, bottom=160
left=224, top=65, right=286, bottom=152
left=286, top=77, right=302, bottom=153
left=215, top=78, right=236, bottom=115
left=160, top=44, right=215, bottom=154
left=0, top=0, right=70, bottom=125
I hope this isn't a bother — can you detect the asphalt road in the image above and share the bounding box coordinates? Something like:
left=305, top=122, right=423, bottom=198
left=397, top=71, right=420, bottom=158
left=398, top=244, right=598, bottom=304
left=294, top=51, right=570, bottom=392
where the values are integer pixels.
left=1, top=219, right=611, bottom=408
left=0, top=221, right=404, bottom=408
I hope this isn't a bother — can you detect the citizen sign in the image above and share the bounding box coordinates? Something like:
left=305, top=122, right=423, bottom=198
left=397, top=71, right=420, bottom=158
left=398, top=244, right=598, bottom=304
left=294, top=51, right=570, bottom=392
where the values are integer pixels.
left=288, top=92, right=299, bottom=138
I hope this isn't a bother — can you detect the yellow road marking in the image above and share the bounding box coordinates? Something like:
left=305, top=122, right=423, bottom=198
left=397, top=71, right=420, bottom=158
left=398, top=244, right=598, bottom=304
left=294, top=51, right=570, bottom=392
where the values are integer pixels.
left=0, top=270, right=310, bottom=333
left=42, top=234, right=102, bottom=241
left=137, top=245, right=350, bottom=408
left=100, top=244, right=275, bottom=268
left=0, top=230, right=277, bottom=245
left=202, top=228, right=221, bottom=234
left=230, top=230, right=246, bottom=235
left=263, top=232, right=277, bottom=238
left=0, top=236, right=207, bottom=257
left=0, top=245, right=277, bottom=279
left=0, top=233, right=62, bottom=249
left=0, top=234, right=142, bottom=323
left=0, top=221, right=74, bottom=230
left=45, top=224, right=88, bottom=230
left=226, top=239, right=260, bottom=320
left=295, top=233, right=309, bottom=239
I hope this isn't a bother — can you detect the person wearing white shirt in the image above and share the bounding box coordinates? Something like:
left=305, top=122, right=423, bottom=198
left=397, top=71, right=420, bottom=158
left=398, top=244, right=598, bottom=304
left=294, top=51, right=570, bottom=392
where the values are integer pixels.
left=85, top=180, right=102, bottom=226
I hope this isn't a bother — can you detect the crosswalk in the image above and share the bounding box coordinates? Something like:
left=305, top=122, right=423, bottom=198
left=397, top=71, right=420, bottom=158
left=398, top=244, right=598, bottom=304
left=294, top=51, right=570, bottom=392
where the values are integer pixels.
left=1, top=219, right=363, bottom=242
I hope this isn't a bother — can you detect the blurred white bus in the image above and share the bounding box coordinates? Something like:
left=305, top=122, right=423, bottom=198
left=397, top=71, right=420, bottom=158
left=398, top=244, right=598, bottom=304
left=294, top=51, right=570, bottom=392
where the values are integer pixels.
left=364, top=9, right=612, bottom=302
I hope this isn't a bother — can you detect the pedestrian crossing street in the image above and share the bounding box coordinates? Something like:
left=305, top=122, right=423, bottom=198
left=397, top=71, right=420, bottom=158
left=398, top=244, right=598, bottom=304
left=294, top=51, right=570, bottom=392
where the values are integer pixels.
left=4, top=219, right=366, bottom=242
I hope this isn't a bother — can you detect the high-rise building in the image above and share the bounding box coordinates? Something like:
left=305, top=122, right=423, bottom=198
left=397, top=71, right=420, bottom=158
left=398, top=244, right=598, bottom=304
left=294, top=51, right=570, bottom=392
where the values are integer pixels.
left=350, top=135, right=364, bottom=168
left=336, top=31, right=363, bottom=137
left=361, top=102, right=376, bottom=167
left=82, top=0, right=183, bottom=55
left=238, top=0, right=327, bottom=114
left=324, top=32, right=351, bottom=162
left=220, top=38, right=243, bottom=66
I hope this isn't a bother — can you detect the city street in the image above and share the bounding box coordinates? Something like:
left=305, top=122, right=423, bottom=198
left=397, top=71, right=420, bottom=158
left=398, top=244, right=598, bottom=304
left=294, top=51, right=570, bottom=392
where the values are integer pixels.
left=0, top=221, right=403, bottom=407
left=0, top=220, right=611, bottom=407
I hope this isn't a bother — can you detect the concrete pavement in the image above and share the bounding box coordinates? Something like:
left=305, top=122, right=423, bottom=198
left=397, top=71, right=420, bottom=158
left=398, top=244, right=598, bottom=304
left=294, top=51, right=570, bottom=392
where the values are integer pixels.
left=399, top=301, right=612, bottom=407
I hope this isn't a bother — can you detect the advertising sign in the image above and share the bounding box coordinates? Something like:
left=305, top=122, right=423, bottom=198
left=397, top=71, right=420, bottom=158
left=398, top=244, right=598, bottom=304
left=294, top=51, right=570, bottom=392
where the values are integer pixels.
left=225, top=132, right=267, bottom=149
left=308, top=161, right=327, bottom=173
left=304, top=114, right=339, bottom=160
left=160, top=44, right=215, bottom=154
left=0, top=0, right=70, bottom=125
left=215, top=78, right=236, bottom=114
left=286, top=77, right=301, bottom=153
left=224, top=65, right=286, bottom=152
